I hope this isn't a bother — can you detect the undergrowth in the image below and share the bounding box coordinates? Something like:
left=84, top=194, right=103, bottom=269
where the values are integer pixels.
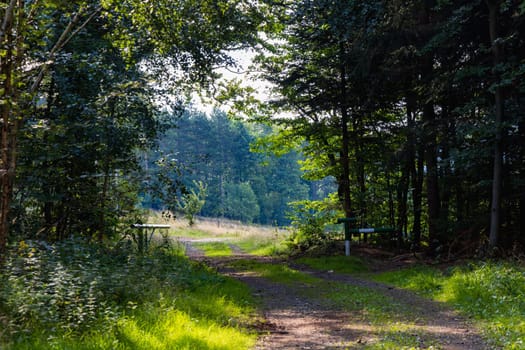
left=0, top=238, right=257, bottom=349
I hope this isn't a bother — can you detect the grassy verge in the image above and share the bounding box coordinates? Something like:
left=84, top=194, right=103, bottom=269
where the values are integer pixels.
left=234, top=234, right=288, bottom=256
left=296, top=254, right=525, bottom=348
left=0, top=239, right=258, bottom=350
left=372, top=261, right=525, bottom=349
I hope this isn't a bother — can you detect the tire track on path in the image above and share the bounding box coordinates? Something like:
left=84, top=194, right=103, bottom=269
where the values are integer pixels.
left=181, top=239, right=488, bottom=349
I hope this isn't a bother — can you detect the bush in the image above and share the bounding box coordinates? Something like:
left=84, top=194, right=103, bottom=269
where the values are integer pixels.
left=286, top=195, right=341, bottom=255
left=0, top=238, right=194, bottom=340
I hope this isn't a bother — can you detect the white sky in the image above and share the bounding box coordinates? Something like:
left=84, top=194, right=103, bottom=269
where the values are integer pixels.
left=192, top=48, right=273, bottom=114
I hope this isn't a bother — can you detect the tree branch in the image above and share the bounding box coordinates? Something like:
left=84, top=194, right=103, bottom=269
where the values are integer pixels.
left=29, top=5, right=102, bottom=94
left=0, top=0, right=17, bottom=40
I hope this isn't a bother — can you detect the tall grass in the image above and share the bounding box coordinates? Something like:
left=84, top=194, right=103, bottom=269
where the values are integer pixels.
left=373, top=261, right=525, bottom=349
left=0, top=238, right=258, bottom=349
left=234, top=233, right=289, bottom=256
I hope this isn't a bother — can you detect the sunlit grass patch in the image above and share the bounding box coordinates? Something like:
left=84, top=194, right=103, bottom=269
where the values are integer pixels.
left=372, top=261, right=525, bottom=349
left=296, top=255, right=369, bottom=274
left=115, top=308, right=256, bottom=350
left=192, top=241, right=233, bottom=257
left=229, top=259, right=320, bottom=285
left=371, top=265, right=444, bottom=298
left=172, top=227, right=215, bottom=238
left=234, top=234, right=288, bottom=256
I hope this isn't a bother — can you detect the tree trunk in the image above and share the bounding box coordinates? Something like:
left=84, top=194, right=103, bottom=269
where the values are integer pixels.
left=354, top=115, right=367, bottom=238
left=339, top=43, right=352, bottom=218
left=397, top=166, right=409, bottom=242
left=0, top=1, right=17, bottom=262
left=518, top=98, right=525, bottom=244
left=406, top=94, right=421, bottom=247
left=423, top=101, right=441, bottom=250
left=412, top=145, right=424, bottom=247
left=488, top=0, right=504, bottom=250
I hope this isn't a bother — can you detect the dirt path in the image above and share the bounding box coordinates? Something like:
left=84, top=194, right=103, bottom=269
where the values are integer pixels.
left=181, top=239, right=488, bottom=350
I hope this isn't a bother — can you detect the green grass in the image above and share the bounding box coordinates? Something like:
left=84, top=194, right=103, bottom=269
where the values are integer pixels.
left=372, top=261, right=525, bottom=349
left=295, top=255, right=369, bottom=274
left=0, top=239, right=258, bottom=350
left=192, top=242, right=233, bottom=257
left=234, top=235, right=288, bottom=256
left=229, top=259, right=320, bottom=285
left=171, top=227, right=216, bottom=238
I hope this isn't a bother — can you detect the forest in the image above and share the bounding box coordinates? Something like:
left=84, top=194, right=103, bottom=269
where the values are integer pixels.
left=1, top=0, right=525, bottom=349
left=0, top=0, right=523, bottom=258
left=141, top=109, right=333, bottom=226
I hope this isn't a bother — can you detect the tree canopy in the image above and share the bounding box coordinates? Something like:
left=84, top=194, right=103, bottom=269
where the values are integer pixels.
left=1, top=0, right=524, bottom=259
left=253, top=0, right=525, bottom=255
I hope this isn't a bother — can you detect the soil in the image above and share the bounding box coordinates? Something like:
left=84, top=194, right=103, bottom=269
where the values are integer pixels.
left=181, top=239, right=488, bottom=350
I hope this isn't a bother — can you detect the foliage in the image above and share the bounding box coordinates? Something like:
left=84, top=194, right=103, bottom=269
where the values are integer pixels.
left=178, top=180, right=207, bottom=226
left=0, top=238, right=257, bottom=349
left=251, top=0, right=525, bottom=254
left=372, top=261, right=525, bottom=349
left=286, top=194, right=342, bottom=254
left=0, top=0, right=271, bottom=259
left=223, top=182, right=261, bottom=223
left=143, top=109, right=315, bottom=226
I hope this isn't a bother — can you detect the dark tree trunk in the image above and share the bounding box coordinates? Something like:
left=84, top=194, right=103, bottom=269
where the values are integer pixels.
left=339, top=43, right=352, bottom=218
left=488, top=0, right=504, bottom=250
left=518, top=99, right=525, bottom=244
left=406, top=95, right=423, bottom=248
left=397, top=166, right=409, bottom=241
left=354, top=115, right=367, bottom=239
left=413, top=145, right=425, bottom=247
left=423, top=102, right=441, bottom=248
left=0, top=2, right=16, bottom=263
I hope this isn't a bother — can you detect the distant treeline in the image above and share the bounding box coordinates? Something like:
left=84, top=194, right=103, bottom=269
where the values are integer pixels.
left=141, top=110, right=335, bottom=226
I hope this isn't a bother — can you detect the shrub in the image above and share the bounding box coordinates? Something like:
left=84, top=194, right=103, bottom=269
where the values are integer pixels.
left=286, top=195, right=342, bottom=255
left=0, top=238, right=193, bottom=340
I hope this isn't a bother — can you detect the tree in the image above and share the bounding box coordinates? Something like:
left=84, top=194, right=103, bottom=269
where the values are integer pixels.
left=1, top=1, right=103, bottom=260
left=1, top=0, right=270, bottom=260
left=223, top=182, right=260, bottom=223
left=253, top=0, right=525, bottom=254
left=178, top=180, right=207, bottom=226
left=256, top=0, right=387, bottom=221
left=145, top=109, right=311, bottom=226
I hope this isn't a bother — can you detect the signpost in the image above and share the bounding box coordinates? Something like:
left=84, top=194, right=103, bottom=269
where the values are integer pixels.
left=336, top=217, right=356, bottom=256
left=336, top=218, right=396, bottom=256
